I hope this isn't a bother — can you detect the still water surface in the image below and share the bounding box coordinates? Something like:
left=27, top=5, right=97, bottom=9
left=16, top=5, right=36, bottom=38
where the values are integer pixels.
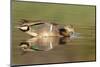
left=12, top=25, right=96, bottom=65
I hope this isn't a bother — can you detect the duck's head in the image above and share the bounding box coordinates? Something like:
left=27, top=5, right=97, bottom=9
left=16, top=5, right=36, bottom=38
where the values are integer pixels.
left=17, top=25, right=30, bottom=32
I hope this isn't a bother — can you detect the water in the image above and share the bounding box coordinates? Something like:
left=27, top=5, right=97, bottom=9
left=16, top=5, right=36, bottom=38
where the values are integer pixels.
left=12, top=1, right=96, bottom=66
left=11, top=25, right=96, bottom=65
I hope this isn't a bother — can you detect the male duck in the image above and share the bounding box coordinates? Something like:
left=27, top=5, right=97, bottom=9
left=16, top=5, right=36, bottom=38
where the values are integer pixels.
left=17, top=19, right=75, bottom=37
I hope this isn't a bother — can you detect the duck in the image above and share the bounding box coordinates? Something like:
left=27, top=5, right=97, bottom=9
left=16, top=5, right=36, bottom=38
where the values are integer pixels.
left=17, top=19, right=75, bottom=37
left=19, top=37, right=70, bottom=52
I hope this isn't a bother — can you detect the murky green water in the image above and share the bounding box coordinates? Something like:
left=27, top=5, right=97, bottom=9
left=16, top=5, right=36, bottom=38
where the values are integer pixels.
left=11, top=1, right=96, bottom=66
left=12, top=25, right=96, bottom=65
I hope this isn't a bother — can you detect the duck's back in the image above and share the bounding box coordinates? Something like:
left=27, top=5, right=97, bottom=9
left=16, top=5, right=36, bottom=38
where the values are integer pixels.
left=30, top=23, right=60, bottom=37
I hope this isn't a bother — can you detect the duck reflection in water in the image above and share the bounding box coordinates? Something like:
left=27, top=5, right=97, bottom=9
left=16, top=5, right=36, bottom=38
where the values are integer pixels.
left=19, top=37, right=71, bottom=53
left=17, top=19, right=76, bottom=54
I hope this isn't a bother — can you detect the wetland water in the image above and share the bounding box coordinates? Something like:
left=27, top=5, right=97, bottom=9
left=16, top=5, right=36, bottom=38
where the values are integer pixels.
left=11, top=1, right=96, bottom=66
left=12, top=25, right=96, bottom=65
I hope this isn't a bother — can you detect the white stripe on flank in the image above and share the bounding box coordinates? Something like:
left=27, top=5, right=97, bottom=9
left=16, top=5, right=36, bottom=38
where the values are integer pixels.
left=50, top=24, right=53, bottom=32
left=49, top=41, right=53, bottom=49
